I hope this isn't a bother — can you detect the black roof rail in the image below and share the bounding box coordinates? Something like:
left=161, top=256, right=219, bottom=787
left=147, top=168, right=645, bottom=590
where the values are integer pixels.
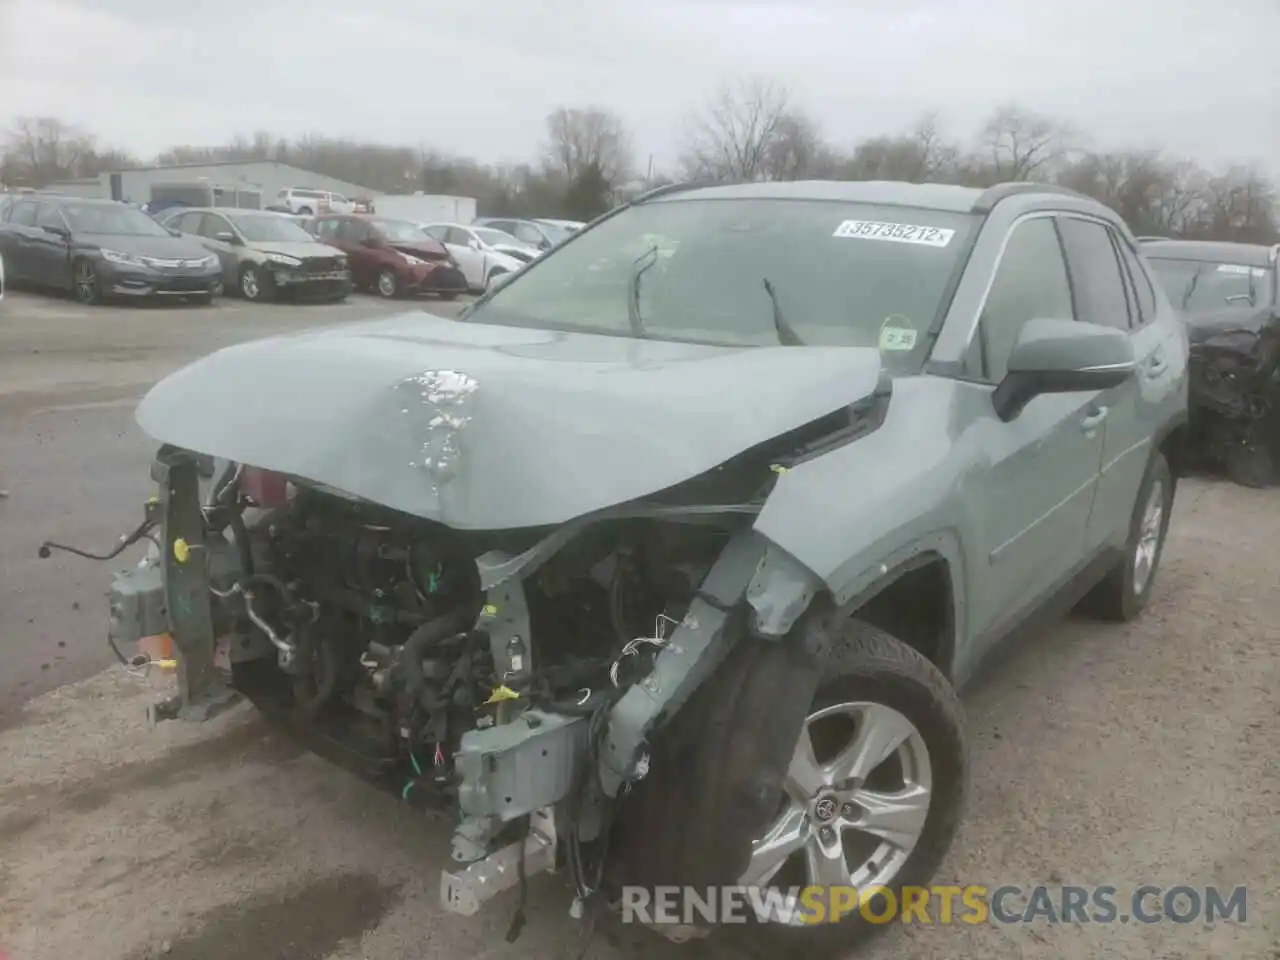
left=1135, top=235, right=1171, bottom=242
left=970, top=181, right=1091, bottom=214
left=630, top=180, right=712, bottom=204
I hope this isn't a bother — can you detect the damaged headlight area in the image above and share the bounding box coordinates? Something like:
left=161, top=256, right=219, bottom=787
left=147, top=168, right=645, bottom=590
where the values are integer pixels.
left=59, top=414, right=859, bottom=929
left=1187, top=321, right=1280, bottom=487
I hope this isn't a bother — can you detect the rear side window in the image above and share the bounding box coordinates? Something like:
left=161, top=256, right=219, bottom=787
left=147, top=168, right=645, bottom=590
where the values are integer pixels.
left=1057, top=218, right=1131, bottom=330
left=196, top=214, right=231, bottom=239
left=312, top=218, right=341, bottom=239
left=35, top=203, right=66, bottom=230
left=9, top=201, right=38, bottom=226
left=338, top=219, right=370, bottom=242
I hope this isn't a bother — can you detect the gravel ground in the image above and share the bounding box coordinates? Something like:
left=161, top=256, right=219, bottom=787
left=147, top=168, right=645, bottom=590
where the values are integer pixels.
left=0, top=291, right=1276, bottom=960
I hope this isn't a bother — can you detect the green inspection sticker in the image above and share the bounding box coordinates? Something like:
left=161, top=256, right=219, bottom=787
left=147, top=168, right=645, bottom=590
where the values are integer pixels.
left=879, top=315, right=918, bottom=351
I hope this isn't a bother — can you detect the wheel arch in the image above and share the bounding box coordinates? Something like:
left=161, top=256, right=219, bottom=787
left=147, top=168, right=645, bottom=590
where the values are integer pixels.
left=742, top=528, right=963, bottom=682
left=834, top=548, right=960, bottom=681
left=1154, top=410, right=1191, bottom=479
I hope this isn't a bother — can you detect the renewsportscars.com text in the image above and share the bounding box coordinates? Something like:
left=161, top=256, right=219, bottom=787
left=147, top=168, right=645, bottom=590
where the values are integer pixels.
left=620, top=884, right=1249, bottom=926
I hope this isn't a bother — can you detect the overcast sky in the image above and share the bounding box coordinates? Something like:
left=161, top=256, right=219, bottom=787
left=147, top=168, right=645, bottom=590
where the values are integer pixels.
left=2, top=0, right=1277, bottom=176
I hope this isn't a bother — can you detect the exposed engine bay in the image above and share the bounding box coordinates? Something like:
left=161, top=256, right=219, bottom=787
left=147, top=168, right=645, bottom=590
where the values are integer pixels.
left=219, top=469, right=725, bottom=799
left=50, top=429, right=838, bottom=927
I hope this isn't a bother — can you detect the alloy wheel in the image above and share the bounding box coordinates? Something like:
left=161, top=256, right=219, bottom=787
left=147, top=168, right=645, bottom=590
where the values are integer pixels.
left=75, top=261, right=97, bottom=303
left=1132, top=478, right=1165, bottom=595
left=738, top=700, right=932, bottom=925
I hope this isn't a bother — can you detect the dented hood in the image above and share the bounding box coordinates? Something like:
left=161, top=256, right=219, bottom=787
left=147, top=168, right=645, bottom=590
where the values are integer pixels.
left=136, top=311, right=886, bottom=530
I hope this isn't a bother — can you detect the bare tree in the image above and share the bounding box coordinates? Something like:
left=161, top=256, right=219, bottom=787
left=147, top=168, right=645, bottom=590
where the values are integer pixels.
left=679, top=76, right=795, bottom=181
left=760, top=111, right=827, bottom=180
left=1197, top=166, right=1278, bottom=243
left=2, top=116, right=96, bottom=186
left=906, top=113, right=961, bottom=181
left=542, top=106, right=633, bottom=186
left=978, top=105, right=1073, bottom=182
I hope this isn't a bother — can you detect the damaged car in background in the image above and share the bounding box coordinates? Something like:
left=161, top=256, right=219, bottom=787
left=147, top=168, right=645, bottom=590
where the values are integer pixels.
left=1141, top=238, right=1280, bottom=487
left=44, top=179, right=1187, bottom=956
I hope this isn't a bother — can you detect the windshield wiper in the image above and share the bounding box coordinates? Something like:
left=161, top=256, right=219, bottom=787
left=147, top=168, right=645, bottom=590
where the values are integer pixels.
left=761, top=277, right=805, bottom=346
left=627, top=244, right=659, bottom=336
left=1180, top=269, right=1202, bottom=310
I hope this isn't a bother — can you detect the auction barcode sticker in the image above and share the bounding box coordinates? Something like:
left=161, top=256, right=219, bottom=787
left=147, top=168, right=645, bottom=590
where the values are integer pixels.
left=833, top=220, right=955, bottom=247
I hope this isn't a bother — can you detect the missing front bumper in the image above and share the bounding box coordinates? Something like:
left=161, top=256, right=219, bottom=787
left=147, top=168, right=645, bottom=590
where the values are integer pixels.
left=440, top=807, right=558, bottom=916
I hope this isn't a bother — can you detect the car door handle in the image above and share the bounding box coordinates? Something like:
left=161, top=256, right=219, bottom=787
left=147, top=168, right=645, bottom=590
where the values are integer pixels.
left=1080, top=406, right=1109, bottom=431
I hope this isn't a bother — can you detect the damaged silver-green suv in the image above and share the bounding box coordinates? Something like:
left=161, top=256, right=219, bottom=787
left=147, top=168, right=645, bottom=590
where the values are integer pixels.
left=61, top=179, right=1187, bottom=956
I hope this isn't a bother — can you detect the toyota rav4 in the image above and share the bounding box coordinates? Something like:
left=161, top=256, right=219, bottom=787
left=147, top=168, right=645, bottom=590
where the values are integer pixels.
left=54, top=179, right=1188, bottom=957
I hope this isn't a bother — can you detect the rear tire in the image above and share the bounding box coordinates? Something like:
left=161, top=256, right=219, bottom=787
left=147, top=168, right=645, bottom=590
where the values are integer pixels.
left=612, top=619, right=967, bottom=958
left=438, top=291, right=459, bottom=301
left=1080, top=451, right=1173, bottom=621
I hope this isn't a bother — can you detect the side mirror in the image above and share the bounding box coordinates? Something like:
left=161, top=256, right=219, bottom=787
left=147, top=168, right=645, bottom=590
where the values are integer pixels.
left=992, top=318, right=1136, bottom=422
left=214, top=231, right=237, bottom=243
left=469, top=238, right=482, bottom=250
left=362, top=236, right=381, bottom=248
left=42, top=224, right=70, bottom=240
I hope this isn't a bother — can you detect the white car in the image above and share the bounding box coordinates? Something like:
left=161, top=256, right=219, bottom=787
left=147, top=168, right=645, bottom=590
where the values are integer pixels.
left=419, top=223, right=533, bottom=291
left=534, top=217, right=586, bottom=234
left=276, top=187, right=355, bottom=217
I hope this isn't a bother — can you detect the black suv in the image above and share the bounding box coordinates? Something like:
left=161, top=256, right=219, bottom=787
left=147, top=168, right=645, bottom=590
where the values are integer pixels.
left=0, top=195, right=223, bottom=305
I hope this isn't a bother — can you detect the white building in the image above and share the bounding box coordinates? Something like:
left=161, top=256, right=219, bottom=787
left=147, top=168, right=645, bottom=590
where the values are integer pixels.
left=41, top=160, right=378, bottom=206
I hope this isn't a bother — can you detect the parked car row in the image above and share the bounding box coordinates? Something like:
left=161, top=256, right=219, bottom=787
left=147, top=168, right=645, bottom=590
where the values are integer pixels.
left=0, top=193, right=537, bottom=307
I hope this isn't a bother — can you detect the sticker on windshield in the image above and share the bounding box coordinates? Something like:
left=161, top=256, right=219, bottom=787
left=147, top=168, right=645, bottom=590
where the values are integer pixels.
left=1216, top=264, right=1253, bottom=275
left=833, top=220, right=955, bottom=247
left=879, top=315, right=919, bottom=351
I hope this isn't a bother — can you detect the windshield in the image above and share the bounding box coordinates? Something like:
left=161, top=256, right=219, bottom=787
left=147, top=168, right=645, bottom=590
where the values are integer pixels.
left=465, top=197, right=978, bottom=369
left=1146, top=257, right=1274, bottom=313
left=474, top=227, right=521, bottom=247
left=63, top=203, right=170, bottom=236
left=376, top=219, right=432, bottom=243
left=229, top=213, right=316, bottom=243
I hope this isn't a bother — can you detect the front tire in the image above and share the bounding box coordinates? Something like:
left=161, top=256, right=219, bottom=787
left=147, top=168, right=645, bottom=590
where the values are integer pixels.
left=1081, top=451, right=1173, bottom=621
left=613, top=619, right=967, bottom=957
left=1223, top=437, right=1275, bottom=488
left=73, top=258, right=102, bottom=305
left=375, top=269, right=399, bottom=299
left=239, top=264, right=273, bottom=302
